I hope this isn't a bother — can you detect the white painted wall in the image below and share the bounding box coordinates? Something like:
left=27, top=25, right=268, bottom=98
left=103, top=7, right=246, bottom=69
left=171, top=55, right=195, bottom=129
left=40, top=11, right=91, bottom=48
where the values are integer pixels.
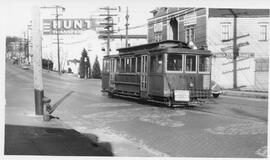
left=208, top=17, right=269, bottom=90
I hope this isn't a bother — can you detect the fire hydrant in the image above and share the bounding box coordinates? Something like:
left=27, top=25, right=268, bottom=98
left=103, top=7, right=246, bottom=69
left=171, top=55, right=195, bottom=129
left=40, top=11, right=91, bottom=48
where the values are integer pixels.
left=42, top=97, right=52, bottom=121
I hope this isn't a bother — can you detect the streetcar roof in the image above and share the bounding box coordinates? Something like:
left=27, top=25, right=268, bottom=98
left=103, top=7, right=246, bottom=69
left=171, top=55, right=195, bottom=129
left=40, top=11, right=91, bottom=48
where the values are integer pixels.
left=117, top=40, right=190, bottom=53
left=104, top=40, right=211, bottom=58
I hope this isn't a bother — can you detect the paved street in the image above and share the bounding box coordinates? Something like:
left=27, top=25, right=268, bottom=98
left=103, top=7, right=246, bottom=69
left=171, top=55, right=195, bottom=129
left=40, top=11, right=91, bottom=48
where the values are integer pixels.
left=5, top=62, right=268, bottom=157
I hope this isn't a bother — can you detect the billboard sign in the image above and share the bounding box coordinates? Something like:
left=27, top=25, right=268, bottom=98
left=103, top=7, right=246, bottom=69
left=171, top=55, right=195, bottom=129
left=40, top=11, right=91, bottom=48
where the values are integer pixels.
left=43, top=19, right=97, bottom=35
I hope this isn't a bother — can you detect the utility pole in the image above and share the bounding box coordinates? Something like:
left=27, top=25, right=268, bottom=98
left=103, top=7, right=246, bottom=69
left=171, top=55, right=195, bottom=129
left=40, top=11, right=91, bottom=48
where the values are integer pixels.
left=41, top=5, right=65, bottom=75
left=99, top=7, right=117, bottom=55
left=232, top=11, right=238, bottom=89
left=56, top=6, right=61, bottom=75
left=125, top=7, right=129, bottom=47
left=220, top=9, right=247, bottom=89
left=26, top=25, right=30, bottom=64
left=32, top=6, right=44, bottom=115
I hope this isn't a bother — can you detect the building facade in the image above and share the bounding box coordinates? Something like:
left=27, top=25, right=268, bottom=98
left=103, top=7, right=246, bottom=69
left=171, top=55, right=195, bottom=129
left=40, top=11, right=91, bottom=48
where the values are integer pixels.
left=147, top=8, right=269, bottom=91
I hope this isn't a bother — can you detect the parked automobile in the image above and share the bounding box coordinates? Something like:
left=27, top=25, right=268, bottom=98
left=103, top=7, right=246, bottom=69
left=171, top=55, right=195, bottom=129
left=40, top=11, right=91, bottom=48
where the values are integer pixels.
left=22, top=65, right=30, bottom=70
left=211, top=80, right=222, bottom=98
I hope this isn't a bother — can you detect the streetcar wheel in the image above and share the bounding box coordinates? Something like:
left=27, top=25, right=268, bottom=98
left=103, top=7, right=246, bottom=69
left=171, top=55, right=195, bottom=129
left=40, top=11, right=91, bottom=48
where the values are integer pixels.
left=166, top=98, right=173, bottom=107
left=213, top=93, right=220, bottom=98
left=108, top=92, right=114, bottom=98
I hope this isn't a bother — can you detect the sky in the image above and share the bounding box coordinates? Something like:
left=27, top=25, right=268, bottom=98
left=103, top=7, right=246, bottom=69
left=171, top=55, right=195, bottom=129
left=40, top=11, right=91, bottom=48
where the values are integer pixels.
left=2, top=0, right=269, bottom=36
left=0, top=0, right=269, bottom=71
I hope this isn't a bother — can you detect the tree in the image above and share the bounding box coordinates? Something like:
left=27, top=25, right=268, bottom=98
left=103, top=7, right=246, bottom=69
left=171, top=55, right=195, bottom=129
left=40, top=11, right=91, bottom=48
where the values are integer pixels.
left=92, top=55, right=101, bottom=79
left=79, top=48, right=91, bottom=78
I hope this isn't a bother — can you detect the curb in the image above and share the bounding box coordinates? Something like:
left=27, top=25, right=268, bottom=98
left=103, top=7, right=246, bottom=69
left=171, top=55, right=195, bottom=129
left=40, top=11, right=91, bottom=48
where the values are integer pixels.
left=222, top=90, right=268, bottom=99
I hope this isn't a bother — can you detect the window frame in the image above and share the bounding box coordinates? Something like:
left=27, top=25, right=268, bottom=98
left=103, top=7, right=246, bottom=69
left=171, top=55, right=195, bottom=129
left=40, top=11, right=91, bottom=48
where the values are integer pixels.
left=258, top=23, right=268, bottom=41
left=185, top=25, right=195, bottom=43
left=165, top=53, right=184, bottom=73
left=136, top=56, right=141, bottom=73
left=221, top=22, right=231, bottom=41
left=198, top=55, right=211, bottom=73
left=185, top=54, right=197, bottom=73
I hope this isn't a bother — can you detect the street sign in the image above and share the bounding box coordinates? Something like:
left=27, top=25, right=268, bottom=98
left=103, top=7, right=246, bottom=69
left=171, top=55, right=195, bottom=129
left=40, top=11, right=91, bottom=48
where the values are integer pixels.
left=222, top=34, right=250, bottom=42
left=221, top=46, right=233, bottom=52
left=220, top=41, right=249, bottom=52
left=238, top=41, right=249, bottom=47
left=43, top=19, right=97, bottom=35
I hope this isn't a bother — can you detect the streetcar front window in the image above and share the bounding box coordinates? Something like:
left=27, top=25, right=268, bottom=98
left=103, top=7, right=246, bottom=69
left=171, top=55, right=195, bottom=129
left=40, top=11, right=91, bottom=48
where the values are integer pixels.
left=167, top=54, right=183, bottom=71
left=157, top=55, right=163, bottom=73
left=199, top=55, right=210, bottom=72
left=186, top=55, right=196, bottom=72
left=150, top=56, right=156, bottom=72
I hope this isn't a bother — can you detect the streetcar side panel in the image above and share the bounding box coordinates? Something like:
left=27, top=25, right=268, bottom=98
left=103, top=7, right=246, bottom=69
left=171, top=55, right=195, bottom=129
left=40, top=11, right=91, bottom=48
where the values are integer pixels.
left=114, top=73, right=140, bottom=96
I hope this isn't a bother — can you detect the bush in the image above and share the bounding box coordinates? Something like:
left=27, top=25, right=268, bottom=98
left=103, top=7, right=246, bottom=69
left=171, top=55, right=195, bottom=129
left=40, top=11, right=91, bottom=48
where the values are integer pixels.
left=79, top=48, right=91, bottom=78
left=92, top=56, right=101, bottom=79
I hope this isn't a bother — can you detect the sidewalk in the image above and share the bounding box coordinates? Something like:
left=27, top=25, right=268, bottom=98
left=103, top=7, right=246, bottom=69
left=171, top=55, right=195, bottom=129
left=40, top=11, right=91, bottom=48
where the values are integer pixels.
left=5, top=124, right=113, bottom=156
left=5, top=62, right=114, bottom=156
left=5, top=109, right=114, bottom=156
left=222, top=89, right=268, bottom=99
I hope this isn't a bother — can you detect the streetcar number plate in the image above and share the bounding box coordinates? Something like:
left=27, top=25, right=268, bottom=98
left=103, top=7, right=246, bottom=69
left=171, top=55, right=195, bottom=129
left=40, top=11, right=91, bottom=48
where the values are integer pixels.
left=174, top=90, right=190, bottom=101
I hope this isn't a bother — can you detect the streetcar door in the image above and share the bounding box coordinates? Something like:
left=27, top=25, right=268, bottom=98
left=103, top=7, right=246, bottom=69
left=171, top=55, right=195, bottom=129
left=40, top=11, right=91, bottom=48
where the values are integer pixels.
left=140, top=55, right=148, bottom=92
left=109, top=58, right=116, bottom=89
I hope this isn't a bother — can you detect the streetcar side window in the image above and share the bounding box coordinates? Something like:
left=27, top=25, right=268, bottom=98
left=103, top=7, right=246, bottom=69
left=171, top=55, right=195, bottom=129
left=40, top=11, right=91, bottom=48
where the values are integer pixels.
left=131, top=57, right=136, bottom=73
left=167, top=54, right=183, bottom=71
left=116, top=58, right=120, bottom=72
left=120, top=58, right=125, bottom=72
left=125, top=58, right=131, bottom=72
left=137, top=57, right=141, bottom=73
left=186, top=55, right=196, bottom=72
left=199, top=55, right=210, bottom=72
left=150, top=55, right=157, bottom=72
left=103, top=59, right=110, bottom=73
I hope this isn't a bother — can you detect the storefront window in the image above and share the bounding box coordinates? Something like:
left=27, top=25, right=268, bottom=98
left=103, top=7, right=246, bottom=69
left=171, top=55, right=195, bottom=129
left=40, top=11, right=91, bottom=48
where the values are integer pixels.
left=186, top=55, right=196, bottom=72
left=199, top=55, right=210, bottom=72
left=167, top=54, right=182, bottom=71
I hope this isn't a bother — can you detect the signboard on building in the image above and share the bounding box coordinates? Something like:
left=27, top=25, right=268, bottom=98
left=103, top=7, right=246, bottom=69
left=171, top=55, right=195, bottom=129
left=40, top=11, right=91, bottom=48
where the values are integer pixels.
left=154, top=22, right=163, bottom=32
left=184, top=12, right=197, bottom=26
left=43, top=19, right=97, bottom=35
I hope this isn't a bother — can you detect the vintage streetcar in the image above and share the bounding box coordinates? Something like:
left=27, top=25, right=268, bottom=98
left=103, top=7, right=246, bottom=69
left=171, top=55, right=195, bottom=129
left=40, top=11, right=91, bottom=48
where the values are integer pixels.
left=101, top=40, right=212, bottom=107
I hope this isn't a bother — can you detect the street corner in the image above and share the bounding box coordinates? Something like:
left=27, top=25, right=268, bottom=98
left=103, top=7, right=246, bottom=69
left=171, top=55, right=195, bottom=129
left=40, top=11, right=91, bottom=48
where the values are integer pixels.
left=4, top=124, right=114, bottom=156
left=205, top=122, right=267, bottom=135
left=255, top=146, right=267, bottom=158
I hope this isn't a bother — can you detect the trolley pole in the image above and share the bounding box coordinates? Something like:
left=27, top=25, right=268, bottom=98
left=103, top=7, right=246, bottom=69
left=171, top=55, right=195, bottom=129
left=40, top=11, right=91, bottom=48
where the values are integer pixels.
left=32, top=6, right=44, bottom=115
left=125, top=7, right=129, bottom=47
left=99, top=6, right=117, bottom=56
